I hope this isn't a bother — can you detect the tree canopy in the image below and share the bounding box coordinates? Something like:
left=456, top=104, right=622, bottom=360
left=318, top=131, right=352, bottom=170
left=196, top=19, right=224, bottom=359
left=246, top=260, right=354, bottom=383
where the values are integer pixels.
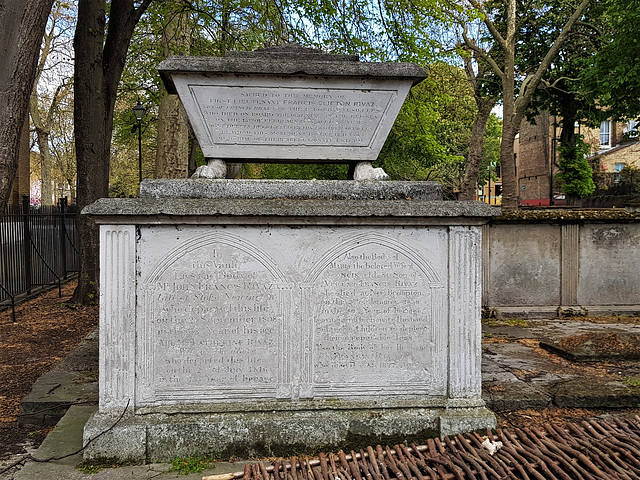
left=582, top=0, right=640, bottom=121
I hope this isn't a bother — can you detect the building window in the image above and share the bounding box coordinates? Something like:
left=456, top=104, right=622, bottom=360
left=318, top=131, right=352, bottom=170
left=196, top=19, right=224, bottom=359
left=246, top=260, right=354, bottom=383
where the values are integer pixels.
left=615, top=162, right=625, bottom=182
left=600, top=120, right=611, bottom=147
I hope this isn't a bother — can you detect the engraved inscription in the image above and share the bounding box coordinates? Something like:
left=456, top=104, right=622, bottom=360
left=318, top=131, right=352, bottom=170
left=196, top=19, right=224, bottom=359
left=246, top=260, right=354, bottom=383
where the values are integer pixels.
left=191, top=86, right=394, bottom=146
left=149, top=245, right=281, bottom=391
left=312, top=246, right=435, bottom=386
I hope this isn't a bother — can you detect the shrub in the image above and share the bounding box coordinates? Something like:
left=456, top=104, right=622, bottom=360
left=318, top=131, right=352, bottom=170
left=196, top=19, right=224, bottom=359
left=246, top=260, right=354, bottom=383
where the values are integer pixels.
left=557, top=136, right=595, bottom=197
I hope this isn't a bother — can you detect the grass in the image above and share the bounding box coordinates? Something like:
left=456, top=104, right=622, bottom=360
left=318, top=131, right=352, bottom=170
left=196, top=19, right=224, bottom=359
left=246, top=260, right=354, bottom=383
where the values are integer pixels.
left=482, top=318, right=532, bottom=328
left=624, top=376, right=640, bottom=389
left=169, top=455, right=217, bottom=475
left=78, top=464, right=103, bottom=474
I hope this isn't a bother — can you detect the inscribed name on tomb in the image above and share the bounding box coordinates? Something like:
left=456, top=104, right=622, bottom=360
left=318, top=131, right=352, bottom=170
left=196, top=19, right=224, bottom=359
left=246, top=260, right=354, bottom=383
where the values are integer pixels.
left=139, top=233, right=287, bottom=402
left=190, top=86, right=394, bottom=147
left=303, top=239, right=446, bottom=397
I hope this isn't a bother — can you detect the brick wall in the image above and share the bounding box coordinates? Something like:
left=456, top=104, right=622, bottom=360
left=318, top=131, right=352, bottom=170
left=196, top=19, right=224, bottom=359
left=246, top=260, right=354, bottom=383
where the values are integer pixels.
left=597, top=142, right=640, bottom=172
left=517, top=114, right=553, bottom=203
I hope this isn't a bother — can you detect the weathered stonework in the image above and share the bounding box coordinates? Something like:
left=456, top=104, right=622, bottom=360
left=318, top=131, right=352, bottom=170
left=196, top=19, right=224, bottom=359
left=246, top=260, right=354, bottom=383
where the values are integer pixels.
left=82, top=180, right=498, bottom=463
left=83, top=45, right=495, bottom=463
left=483, top=216, right=640, bottom=317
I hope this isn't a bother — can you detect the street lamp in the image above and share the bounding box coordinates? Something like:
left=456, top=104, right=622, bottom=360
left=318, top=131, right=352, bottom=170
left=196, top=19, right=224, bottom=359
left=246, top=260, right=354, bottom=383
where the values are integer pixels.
left=487, top=164, right=492, bottom=205
left=132, top=99, right=146, bottom=183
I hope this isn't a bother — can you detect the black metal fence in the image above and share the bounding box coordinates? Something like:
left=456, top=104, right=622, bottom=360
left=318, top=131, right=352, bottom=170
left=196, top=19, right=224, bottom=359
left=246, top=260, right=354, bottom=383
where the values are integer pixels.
left=0, top=196, right=79, bottom=320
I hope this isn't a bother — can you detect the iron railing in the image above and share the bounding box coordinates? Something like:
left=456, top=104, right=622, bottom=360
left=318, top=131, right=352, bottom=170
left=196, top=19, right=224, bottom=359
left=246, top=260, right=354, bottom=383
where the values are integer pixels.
left=0, top=196, right=79, bottom=320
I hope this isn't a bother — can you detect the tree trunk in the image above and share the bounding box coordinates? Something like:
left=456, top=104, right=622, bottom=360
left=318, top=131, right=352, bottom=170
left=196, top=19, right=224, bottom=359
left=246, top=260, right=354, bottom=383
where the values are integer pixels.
left=31, top=94, right=54, bottom=205
left=459, top=98, right=495, bottom=201
left=155, top=95, right=189, bottom=178
left=501, top=73, right=521, bottom=210
left=72, top=0, right=152, bottom=304
left=559, top=94, right=579, bottom=148
left=500, top=122, right=519, bottom=210
left=0, top=0, right=54, bottom=211
left=39, top=136, right=53, bottom=205
left=18, top=115, right=32, bottom=202
left=154, top=0, right=190, bottom=179
left=499, top=0, right=519, bottom=211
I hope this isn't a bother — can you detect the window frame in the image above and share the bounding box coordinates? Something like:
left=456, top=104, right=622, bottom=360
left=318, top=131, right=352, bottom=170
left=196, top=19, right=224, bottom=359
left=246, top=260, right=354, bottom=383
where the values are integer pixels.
left=600, top=120, right=611, bottom=148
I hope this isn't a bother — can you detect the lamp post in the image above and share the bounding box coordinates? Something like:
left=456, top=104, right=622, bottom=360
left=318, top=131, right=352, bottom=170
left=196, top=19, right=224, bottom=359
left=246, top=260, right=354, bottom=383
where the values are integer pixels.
left=487, top=164, right=492, bottom=205
left=132, top=99, right=146, bottom=183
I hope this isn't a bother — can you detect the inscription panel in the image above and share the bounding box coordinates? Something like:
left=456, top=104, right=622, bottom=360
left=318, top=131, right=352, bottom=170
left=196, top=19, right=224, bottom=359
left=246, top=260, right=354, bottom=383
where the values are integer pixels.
left=307, top=242, right=445, bottom=396
left=191, top=86, right=393, bottom=147
left=170, top=74, right=413, bottom=161
left=139, top=232, right=286, bottom=402
left=136, top=226, right=448, bottom=405
left=579, top=224, right=640, bottom=304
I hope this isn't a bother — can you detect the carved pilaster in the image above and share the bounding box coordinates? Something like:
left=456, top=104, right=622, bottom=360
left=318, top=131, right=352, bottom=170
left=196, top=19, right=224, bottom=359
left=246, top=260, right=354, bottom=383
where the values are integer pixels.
left=561, top=223, right=580, bottom=306
left=481, top=224, right=490, bottom=307
left=277, top=283, right=294, bottom=399
left=99, top=225, right=137, bottom=411
left=448, top=226, right=482, bottom=398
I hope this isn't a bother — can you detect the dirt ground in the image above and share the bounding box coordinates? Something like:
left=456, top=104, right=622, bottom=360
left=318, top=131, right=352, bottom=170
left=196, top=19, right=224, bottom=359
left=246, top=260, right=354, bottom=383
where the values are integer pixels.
left=0, top=280, right=98, bottom=464
left=2, top=282, right=640, bottom=475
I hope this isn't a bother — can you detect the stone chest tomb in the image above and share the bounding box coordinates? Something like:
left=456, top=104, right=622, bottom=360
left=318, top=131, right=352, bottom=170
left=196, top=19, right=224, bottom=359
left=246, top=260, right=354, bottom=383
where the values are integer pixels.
left=82, top=46, right=498, bottom=463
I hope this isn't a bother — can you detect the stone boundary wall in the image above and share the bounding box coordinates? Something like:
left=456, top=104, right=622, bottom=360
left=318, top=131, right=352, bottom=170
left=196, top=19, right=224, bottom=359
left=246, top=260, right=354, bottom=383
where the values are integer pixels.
left=482, top=214, right=640, bottom=317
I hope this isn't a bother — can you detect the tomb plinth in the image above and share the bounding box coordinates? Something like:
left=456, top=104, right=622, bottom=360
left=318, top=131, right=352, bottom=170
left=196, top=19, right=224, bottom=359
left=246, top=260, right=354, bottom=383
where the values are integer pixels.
left=82, top=46, right=498, bottom=463
left=82, top=181, right=498, bottom=462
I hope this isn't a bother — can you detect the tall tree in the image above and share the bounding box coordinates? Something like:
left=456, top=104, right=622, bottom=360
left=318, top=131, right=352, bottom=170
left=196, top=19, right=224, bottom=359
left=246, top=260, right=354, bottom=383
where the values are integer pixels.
left=523, top=0, right=604, bottom=146
left=154, top=0, right=191, bottom=179
left=457, top=45, right=498, bottom=201
left=72, top=0, right=153, bottom=304
left=457, top=0, right=592, bottom=209
left=582, top=0, right=640, bottom=121
left=31, top=82, right=72, bottom=205
left=30, top=2, right=75, bottom=205
left=0, top=0, right=54, bottom=211
left=47, top=88, right=77, bottom=202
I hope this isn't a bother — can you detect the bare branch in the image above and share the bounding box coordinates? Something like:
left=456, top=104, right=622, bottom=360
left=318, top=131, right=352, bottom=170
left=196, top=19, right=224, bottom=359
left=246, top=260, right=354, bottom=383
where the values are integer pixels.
left=134, top=0, right=155, bottom=20
left=377, top=0, right=402, bottom=59
left=461, top=27, right=504, bottom=81
left=462, top=49, right=478, bottom=92
left=466, top=0, right=508, bottom=51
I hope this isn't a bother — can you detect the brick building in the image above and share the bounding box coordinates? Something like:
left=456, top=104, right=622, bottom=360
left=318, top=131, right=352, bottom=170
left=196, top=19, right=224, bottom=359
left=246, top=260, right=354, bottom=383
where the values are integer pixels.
left=517, top=113, right=639, bottom=206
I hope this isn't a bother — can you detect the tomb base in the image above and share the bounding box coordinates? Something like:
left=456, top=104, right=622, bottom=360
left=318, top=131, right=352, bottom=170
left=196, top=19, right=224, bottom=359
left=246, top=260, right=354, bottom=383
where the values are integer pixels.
left=83, top=399, right=496, bottom=463
left=82, top=180, right=498, bottom=463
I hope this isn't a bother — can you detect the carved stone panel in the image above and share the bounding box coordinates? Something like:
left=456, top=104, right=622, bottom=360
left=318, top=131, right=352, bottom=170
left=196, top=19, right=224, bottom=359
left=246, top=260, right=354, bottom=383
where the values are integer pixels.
left=192, top=85, right=394, bottom=148
left=169, top=74, right=412, bottom=161
left=137, top=230, right=290, bottom=404
left=132, top=226, right=451, bottom=407
left=301, top=233, right=446, bottom=398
